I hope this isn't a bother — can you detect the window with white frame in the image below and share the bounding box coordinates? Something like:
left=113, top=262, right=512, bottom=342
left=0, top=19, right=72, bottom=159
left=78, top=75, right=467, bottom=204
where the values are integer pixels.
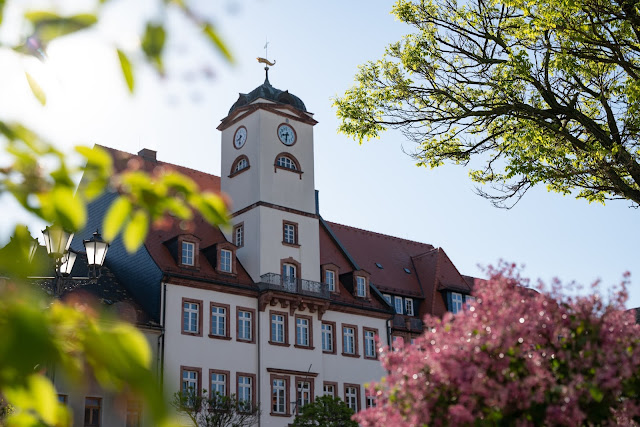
left=234, top=157, right=248, bottom=173
left=238, top=375, right=252, bottom=409
left=465, top=295, right=476, bottom=309
left=271, top=313, right=285, bottom=343
left=364, top=329, right=376, bottom=358
left=210, top=305, right=226, bottom=337
left=234, top=224, right=244, bottom=247
left=282, top=263, right=297, bottom=289
left=238, top=310, right=252, bottom=341
left=383, top=293, right=392, bottom=304
left=366, top=395, right=376, bottom=408
left=325, top=270, right=335, bottom=292
left=182, top=241, right=194, bottom=266
left=405, top=298, right=414, bottom=316
left=182, top=370, right=198, bottom=399
left=343, top=326, right=355, bottom=355
left=345, top=386, right=358, bottom=412
left=276, top=155, right=297, bottom=170
left=220, top=249, right=232, bottom=273
left=297, top=381, right=311, bottom=410
left=323, top=384, right=335, bottom=397
left=296, top=317, right=310, bottom=347
left=451, top=292, right=463, bottom=314
left=210, top=372, right=226, bottom=398
left=321, top=323, right=333, bottom=352
left=356, top=276, right=366, bottom=297
left=283, top=223, right=296, bottom=245
left=272, top=378, right=286, bottom=414
left=183, top=302, right=199, bottom=334
left=394, top=296, right=403, bottom=314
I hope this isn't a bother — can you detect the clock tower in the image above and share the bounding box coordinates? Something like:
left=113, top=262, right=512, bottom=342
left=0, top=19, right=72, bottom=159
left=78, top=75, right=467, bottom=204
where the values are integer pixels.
left=217, top=69, right=320, bottom=283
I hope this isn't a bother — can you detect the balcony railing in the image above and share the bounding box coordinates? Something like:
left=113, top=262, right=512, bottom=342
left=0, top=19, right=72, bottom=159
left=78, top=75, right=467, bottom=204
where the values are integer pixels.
left=259, top=273, right=330, bottom=299
left=392, top=314, right=424, bottom=332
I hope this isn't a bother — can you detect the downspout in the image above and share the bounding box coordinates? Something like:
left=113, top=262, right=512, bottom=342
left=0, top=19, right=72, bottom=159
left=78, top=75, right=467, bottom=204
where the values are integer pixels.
left=257, top=305, right=261, bottom=427
left=160, top=280, right=167, bottom=387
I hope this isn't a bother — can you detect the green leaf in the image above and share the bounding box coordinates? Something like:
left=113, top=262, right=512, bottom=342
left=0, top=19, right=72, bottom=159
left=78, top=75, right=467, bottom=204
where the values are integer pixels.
left=117, top=49, right=134, bottom=93
left=123, top=209, right=149, bottom=252
left=202, top=23, right=233, bottom=63
left=589, top=386, right=604, bottom=403
left=25, top=72, right=46, bottom=106
left=39, top=186, right=86, bottom=231
left=0, top=0, right=5, bottom=26
left=103, top=196, right=132, bottom=241
left=141, top=23, right=166, bottom=74
left=4, top=375, right=59, bottom=425
left=24, top=12, right=98, bottom=44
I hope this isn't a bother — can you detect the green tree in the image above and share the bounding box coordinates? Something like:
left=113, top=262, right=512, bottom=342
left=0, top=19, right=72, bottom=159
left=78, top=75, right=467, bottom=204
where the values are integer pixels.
left=335, top=0, right=640, bottom=208
left=291, top=395, right=358, bottom=427
left=0, top=1, right=233, bottom=425
left=172, top=389, right=260, bottom=427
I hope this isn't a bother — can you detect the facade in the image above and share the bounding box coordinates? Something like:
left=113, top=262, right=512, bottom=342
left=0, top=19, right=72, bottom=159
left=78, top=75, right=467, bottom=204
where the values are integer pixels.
left=62, top=72, right=478, bottom=426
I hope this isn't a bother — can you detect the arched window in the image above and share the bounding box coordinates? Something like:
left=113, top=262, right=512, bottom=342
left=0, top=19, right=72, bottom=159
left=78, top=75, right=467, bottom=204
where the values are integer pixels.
left=229, top=155, right=250, bottom=177
left=274, top=153, right=302, bottom=176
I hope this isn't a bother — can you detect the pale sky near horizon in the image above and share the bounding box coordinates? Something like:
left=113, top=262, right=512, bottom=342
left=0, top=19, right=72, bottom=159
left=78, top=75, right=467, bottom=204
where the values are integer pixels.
left=1, top=0, right=638, bottom=307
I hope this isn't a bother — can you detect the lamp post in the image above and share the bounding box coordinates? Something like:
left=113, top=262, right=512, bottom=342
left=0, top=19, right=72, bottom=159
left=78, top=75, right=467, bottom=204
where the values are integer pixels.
left=41, top=226, right=110, bottom=297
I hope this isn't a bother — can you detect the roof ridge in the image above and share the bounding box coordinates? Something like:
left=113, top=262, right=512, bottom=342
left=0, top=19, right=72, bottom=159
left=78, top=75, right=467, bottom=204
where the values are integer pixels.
left=325, top=220, right=435, bottom=248
left=98, top=144, right=221, bottom=180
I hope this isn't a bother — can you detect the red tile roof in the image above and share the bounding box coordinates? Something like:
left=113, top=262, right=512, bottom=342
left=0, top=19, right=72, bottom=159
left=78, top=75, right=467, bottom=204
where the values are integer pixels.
left=102, top=146, right=255, bottom=287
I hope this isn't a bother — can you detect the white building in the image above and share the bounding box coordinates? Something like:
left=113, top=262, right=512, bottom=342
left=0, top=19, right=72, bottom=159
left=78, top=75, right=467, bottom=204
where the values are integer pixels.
left=65, top=71, right=477, bottom=426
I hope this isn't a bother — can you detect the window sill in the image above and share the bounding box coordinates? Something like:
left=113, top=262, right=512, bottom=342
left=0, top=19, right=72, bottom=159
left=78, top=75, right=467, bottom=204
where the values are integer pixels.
left=294, top=345, right=315, bottom=350
left=215, top=270, right=237, bottom=277
left=181, top=331, right=202, bottom=337
left=236, top=338, right=255, bottom=344
left=282, top=241, right=300, bottom=248
left=269, top=341, right=290, bottom=347
left=270, top=412, right=291, bottom=417
left=322, top=350, right=336, bottom=355
left=274, top=165, right=303, bottom=177
left=341, top=353, right=360, bottom=358
left=228, top=166, right=250, bottom=178
left=364, top=355, right=378, bottom=360
left=208, top=334, right=232, bottom=341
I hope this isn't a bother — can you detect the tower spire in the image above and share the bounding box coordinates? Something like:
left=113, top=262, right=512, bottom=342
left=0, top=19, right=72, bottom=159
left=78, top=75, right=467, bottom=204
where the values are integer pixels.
left=257, top=38, right=276, bottom=85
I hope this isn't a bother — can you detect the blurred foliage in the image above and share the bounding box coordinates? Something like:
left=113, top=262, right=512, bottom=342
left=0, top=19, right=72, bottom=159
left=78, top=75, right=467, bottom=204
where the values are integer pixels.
left=0, top=0, right=234, bottom=425
left=291, top=395, right=358, bottom=427
left=172, top=389, right=260, bottom=427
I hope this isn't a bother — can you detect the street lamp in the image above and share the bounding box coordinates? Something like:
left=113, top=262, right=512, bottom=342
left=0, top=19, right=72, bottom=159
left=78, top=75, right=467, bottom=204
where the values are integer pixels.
left=40, top=226, right=110, bottom=296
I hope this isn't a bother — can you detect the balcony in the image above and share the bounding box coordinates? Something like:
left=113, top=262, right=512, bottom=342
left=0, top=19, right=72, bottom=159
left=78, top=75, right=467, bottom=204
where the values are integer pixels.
left=392, top=314, right=423, bottom=332
left=259, top=273, right=330, bottom=300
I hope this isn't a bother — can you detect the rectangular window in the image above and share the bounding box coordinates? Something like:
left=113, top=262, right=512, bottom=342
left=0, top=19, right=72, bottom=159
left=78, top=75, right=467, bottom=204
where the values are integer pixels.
left=271, top=376, right=288, bottom=415
left=451, top=292, right=463, bottom=314
left=392, top=335, right=403, bottom=351
left=295, top=316, right=311, bottom=347
left=323, top=382, right=336, bottom=397
left=394, top=296, right=404, bottom=314
left=383, top=293, right=392, bottom=304
left=405, top=298, right=414, bottom=316
left=180, top=366, right=201, bottom=407
left=366, top=395, right=376, bottom=408
left=325, top=270, right=335, bottom=292
left=58, top=394, right=68, bottom=404
left=364, top=328, right=376, bottom=359
left=342, top=325, right=357, bottom=356
left=220, top=249, right=232, bottom=273
left=297, top=380, right=312, bottom=411
left=125, top=400, right=141, bottom=427
left=283, top=221, right=297, bottom=245
left=210, top=371, right=227, bottom=398
left=345, top=385, right=359, bottom=412
left=237, top=374, right=254, bottom=411
left=237, top=308, right=253, bottom=342
left=234, top=223, right=244, bottom=247
left=182, top=299, right=202, bottom=336
left=356, top=276, right=366, bottom=297
left=465, top=295, right=476, bottom=309
left=182, top=241, right=194, bottom=266
left=321, top=322, right=334, bottom=353
left=270, top=311, right=288, bottom=345
left=210, top=304, right=227, bottom=337
left=84, top=397, right=101, bottom=427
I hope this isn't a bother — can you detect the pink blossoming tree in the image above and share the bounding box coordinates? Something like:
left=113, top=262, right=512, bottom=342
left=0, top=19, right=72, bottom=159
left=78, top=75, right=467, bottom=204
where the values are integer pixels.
left=357, top=264, right=640, bottom=426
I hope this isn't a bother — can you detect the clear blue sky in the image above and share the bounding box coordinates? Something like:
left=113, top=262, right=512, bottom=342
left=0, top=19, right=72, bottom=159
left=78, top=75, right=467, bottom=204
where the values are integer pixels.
left=0, top=0, right=638, bottom=307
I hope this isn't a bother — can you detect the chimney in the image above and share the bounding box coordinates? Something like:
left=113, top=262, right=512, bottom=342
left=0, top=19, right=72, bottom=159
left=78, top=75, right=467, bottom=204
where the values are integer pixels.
left=138, top=148, right=157, bottom=162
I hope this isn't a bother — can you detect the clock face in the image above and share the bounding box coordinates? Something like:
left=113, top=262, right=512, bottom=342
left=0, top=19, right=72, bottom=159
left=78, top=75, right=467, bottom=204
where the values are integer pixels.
left=233, top=126, right=247, bottom=149
left=277, top=124, right=296, bottom=146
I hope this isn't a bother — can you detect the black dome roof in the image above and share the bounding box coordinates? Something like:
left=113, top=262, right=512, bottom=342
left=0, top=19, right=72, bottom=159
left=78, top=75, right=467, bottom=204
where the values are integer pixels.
left=228, top=74, right=307, bottom=115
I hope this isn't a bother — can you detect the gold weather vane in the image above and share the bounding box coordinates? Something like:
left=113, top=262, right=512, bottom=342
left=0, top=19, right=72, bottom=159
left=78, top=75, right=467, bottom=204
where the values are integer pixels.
left=257, top=38, right=275, bottom=67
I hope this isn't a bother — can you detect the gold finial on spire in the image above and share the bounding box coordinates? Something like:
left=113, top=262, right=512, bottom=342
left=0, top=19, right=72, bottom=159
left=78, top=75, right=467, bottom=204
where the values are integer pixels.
left=257, top=57, right=276, bottom=67
left=257, top=38, right=275, bottom=82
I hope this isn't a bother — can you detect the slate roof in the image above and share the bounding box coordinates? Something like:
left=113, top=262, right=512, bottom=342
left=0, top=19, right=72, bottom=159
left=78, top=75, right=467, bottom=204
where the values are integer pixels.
left=228, top=74, right=307, bottom=115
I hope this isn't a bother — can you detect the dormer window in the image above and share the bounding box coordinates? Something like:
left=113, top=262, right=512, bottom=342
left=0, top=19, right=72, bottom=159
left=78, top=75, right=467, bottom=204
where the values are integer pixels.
left=321, top=264, right=340, bottom=294
left=356, top=276, right=366, bottom=297
left=274, top=153, right=302, bottom=177
left=220, top=249, right=232, bottom=273
left=229, top=155, right=250, bottom=177
left=182, top=241, right=195, bottom=266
